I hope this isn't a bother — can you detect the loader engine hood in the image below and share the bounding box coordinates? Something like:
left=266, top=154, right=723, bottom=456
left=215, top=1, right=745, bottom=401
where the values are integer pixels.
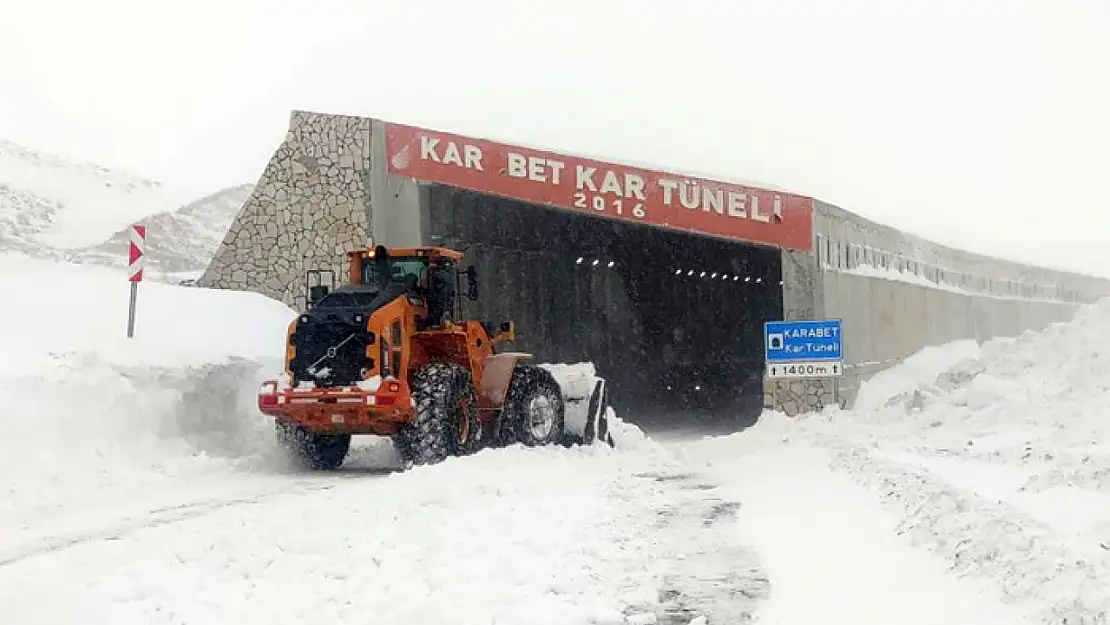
left=288, top=282, right=407, bottom=387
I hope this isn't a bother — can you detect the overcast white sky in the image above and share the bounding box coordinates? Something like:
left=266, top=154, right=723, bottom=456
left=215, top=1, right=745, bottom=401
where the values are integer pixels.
left=1, top=0, right=1107, bottom=275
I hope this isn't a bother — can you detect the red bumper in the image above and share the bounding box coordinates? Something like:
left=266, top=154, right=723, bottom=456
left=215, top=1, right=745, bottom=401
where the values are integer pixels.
left=257, top=377, right=415, bottom=435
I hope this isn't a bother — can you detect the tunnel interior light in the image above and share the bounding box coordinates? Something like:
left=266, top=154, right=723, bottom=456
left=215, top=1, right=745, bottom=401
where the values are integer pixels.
left=575, top=259, right=780, bottom=287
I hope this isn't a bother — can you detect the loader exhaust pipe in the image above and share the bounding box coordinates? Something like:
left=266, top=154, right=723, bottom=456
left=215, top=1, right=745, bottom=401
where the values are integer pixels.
left=373, top=245, right=391, bottom=291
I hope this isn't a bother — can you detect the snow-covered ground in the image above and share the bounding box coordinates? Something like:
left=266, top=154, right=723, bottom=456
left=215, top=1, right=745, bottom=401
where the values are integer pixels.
left=668, top=298, right=1110, bottom=625
left=0, top=252, right=768, bottom=625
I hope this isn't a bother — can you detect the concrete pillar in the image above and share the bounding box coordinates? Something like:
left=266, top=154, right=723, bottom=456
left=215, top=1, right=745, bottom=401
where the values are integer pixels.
left=781, top=249, right=819, bottom=320
left=369, top=119, right=425, bottom=248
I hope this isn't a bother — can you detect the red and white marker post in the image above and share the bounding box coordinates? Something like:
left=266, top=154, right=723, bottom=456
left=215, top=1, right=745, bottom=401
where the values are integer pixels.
left=127, top=224, right=146, bottom=338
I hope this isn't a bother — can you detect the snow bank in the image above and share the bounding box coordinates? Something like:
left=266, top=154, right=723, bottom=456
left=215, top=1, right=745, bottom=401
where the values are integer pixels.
left=851, top=338, right=982, bottom=413
left=0, top=253, right=294, bottom=370
left=710, top=297, right=1110, bottom=624
left=677, top=437, right=1029, bottom=625
left=0, top=254, right=296, bottom=525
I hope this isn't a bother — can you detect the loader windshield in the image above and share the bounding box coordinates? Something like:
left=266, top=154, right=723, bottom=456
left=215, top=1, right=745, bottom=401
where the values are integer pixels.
left=362, top=256, right=428, bottom=292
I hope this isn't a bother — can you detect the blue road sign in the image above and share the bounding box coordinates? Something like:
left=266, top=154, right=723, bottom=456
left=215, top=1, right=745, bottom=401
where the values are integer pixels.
left=764, top=319, right=843, bottom=363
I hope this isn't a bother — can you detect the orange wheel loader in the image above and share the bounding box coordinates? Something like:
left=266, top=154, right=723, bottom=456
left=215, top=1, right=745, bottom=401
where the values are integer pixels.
left=256, top=244, right=613, bottom=470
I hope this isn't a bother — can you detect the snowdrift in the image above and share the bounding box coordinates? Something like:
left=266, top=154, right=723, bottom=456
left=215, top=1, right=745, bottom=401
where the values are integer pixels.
left=713, top=296, right=1110, bottom=625
left=0, top=254, right=297, bottom=519
left=0, top=253, right=293, bottom=367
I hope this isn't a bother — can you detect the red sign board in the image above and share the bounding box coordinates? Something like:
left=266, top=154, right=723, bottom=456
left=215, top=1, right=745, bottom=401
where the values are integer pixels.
left=384, top=122, right=814, bottom=251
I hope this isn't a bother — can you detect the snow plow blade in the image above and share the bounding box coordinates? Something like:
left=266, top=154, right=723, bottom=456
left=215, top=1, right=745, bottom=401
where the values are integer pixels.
left=543, top=363, right=615, bottom=447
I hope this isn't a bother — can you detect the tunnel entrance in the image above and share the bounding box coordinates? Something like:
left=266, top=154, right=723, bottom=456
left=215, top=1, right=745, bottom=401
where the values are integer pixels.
left=425, top=186, right=783, bottom=432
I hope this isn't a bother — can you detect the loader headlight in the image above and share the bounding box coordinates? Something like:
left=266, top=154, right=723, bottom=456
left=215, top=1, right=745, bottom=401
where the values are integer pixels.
left=299, top=314, right=310, bottom=324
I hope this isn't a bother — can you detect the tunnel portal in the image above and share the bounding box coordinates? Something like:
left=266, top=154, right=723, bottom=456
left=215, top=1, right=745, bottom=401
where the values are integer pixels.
left=426, top=186, right=783, bottom=431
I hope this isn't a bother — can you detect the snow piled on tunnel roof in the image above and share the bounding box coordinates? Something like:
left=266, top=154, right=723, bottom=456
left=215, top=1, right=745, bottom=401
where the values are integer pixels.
left=293, top=109, right=807, bottom=198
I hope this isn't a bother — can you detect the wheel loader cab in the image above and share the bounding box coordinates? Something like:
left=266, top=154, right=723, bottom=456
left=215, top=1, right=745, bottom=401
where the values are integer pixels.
left=357, top=250, right=427, bottom=293
left=350, top=246, right=461, bottom=330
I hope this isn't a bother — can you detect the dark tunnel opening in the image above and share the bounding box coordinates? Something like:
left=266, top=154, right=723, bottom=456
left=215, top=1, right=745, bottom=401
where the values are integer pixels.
left=425, top=186, right=784, bottom=433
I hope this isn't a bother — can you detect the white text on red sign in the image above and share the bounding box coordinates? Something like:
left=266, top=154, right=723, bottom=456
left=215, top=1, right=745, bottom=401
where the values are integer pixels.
left=418, top=135, right=783, bottom=223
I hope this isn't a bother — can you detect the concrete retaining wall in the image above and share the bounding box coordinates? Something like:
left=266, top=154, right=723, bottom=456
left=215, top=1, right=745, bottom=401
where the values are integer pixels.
left=808, top=200, right=1110, bottom=407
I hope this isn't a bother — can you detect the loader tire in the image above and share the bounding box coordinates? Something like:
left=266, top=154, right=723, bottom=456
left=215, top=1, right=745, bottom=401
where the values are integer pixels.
left=395, top=363, right=482, bottom=466
left=275, top=422, right=350, bottom=470
left=500, top=363, right=565, bottom=447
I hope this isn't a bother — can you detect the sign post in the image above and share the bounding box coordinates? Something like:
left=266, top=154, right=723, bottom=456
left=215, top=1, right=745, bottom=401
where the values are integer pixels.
left=763, top=319, right=844, bottom=379
left=127, top=224, right=145, bottom=338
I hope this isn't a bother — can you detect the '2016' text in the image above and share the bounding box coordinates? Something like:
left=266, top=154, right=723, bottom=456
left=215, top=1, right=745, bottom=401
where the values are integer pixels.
left=572, top=191, right=647, bottom=219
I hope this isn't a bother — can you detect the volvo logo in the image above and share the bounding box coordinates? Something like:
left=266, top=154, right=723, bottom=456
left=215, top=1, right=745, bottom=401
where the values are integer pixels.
left=309, top=333, right=358, bottom=372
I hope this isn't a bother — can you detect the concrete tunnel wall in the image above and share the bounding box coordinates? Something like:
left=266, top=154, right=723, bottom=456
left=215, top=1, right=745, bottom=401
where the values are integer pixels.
left=198, top=109, right=1110, bottom=419
left=802, top=199, right=1110, bottom=411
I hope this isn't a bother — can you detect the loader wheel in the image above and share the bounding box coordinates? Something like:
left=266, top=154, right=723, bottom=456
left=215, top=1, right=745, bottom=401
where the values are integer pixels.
left=275, top=422, right=350, bottom=470
left=395, top=363, right=482, bottom=466
left=500, top=364, right=565, bottom=447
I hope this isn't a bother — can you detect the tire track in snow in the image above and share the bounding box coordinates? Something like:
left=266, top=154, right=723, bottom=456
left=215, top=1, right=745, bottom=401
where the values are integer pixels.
left=629, top=469, right=770, bottom=624
left=0, top=474, right=375, bottom=568
left=827, top=440, right=1110, bottom=625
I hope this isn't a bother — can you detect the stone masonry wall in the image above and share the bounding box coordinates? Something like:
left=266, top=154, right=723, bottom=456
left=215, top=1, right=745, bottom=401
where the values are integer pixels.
left=764, top=378, right=844, bottom=416
left=197, top=110, right=373, bottom=311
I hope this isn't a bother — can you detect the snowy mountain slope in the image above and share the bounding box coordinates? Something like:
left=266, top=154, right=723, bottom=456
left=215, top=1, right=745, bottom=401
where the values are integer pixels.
left=65, top=183, right=252, bottom=275
left=0, top=139, right=249, bottom=278
left=671, top=295, right=1110, bottom=625
left=0, top=139, right=178, bottom=249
